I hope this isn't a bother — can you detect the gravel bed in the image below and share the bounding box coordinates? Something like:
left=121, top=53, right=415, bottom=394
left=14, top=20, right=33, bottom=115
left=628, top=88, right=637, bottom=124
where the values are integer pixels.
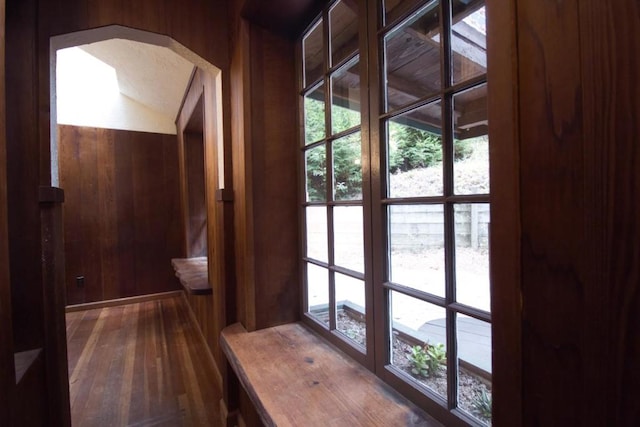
left=335, top=310, right=492, bottom=425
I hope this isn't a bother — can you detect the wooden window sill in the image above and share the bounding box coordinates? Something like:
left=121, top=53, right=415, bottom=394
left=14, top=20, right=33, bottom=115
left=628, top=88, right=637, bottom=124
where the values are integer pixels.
left=220, top=322, right=443, bottom=427
left=171, top=257, right=211, bottom=295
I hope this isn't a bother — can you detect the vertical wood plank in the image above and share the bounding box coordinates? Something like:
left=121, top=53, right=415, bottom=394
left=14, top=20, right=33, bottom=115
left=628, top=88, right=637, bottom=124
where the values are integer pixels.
left=59, top=125, right=181, bottom=303
left=578, top=1, right=640, bottom=425
left=0, top=0, right=15, bottom=420
left=486, top=0, right=521, bottom=425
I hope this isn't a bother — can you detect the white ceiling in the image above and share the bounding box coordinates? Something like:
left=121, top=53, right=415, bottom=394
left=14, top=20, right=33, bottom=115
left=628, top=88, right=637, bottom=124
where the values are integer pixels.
left=80, top=38, right=195, bottom=120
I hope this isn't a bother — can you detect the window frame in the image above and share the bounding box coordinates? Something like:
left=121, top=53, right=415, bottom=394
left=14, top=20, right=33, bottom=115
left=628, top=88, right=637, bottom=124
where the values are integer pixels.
left=298, top=1, right=491, bottom=425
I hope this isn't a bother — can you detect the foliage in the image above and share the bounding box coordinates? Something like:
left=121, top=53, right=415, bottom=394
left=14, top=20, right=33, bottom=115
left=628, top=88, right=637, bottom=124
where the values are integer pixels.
left=389, top=123, right=443, bottom=173
left=408, top=342, right=446, bottom=378
left=304, top=99, right=475, bottom=200
left=472, top=387, right=492, bottom=419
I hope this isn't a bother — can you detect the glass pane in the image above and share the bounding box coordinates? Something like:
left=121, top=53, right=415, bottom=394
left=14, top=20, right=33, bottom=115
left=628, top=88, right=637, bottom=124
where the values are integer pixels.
left=452, top=4, right=486, bottom=84
left=454, top=203, right=490, bottom=312
left=384, top=0, right=425, bottom=28
left=384, top=2, right=440, bottom=112
left=387, top=101, right=443, bottom=198
left=453, top=84, right=488, bottom=195
left=457, top=315, right=492, bottom=425
left=331, top=59, right=361, bottom=134
left=335, top=273, right=366, bottom=348
left=306, top=206, right=328, bottom=263
left=330, top=0, right=358, bottom=66
left=303, top=19, right=324, bottom=87
left=334, top=206, right=364, bottom=273
left=305, top=144, right=326, bottom=202
left=304, top=84, right=326, bottom=145
left=332, top=132, right=362, bottom=200
left=306, top=263, right=329, bottom=326
left=389, top=205, right=445, bottom=298
left=390, top=291, right=447, bottom=400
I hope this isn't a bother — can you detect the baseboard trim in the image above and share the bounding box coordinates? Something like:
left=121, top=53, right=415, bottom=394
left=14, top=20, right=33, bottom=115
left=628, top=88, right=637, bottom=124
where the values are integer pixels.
left=65, top=290, right=183, bottom=312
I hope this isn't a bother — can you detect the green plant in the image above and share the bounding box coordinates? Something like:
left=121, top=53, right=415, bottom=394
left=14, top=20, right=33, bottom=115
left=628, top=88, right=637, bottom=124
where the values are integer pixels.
left=472, top=388, right=492, bottom=419
left=408, top=342, right=446, bottom=378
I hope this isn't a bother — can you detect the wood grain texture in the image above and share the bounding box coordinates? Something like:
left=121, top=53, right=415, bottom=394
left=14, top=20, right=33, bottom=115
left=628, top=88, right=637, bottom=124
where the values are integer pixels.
left=0, top=0, right=16, bottom=420
left=59, top=125, right=182, bottom=305
left=66, top=295, right=222, bottom=426
left=486, top=0, right=521, bottom=426
left=232, top=17, right=300, bottom=332
left=221, top=322, right=442, bottom=427
left=175, top=68, right=234, bottom=374
left=578, top=1, right=640, bottom=425
left=6, top=0, right=45, bottom=354
left=512, top=0, right=640, bottom=425
left=40, top=190, right=72, bottom=425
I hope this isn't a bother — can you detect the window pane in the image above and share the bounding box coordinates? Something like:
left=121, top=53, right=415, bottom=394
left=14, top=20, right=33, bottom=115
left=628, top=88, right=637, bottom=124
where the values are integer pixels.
left=454, top=204, right=490, bottom=312
left=306, top=206, right=328, bottom=263
left=306, top=263, right=329, bottom=326
left=390, top=291, right=447, bottom=400
left=331, top=59, right=361, bottom=135
left=384, top=2, right=440, bottom=112
left=453, top=84, right=488, bottom=195
left=457, top=315, right=492, bottom=425
left=303, top=19, right=324, bottom=87
left=452, top=4, right=486, bottom=84
left=305, top=144, right=326, bottom=202
left=387, top=101, right=443, bottom=198
left=384, top=0, right=427, bottom=29
left=334, top=206, right=364, bottom=273
left=389, top=205, right=445, bottom=298
left=304, top=84, right=326, bottom=145
left=332, top=132, right=362, bottom=201
left=330, top=0, right=358, bottom=66
left=336, top=273, right=366, bottom=348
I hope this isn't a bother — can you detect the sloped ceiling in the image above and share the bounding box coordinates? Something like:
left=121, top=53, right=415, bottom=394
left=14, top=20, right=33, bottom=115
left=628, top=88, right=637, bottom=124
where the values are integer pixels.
left=80, top=38, right=195, bottom=121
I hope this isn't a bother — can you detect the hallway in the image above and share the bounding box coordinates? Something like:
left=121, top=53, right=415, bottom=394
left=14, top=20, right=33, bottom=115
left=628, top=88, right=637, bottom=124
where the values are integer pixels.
left=66, top=295, right=221, bottom=426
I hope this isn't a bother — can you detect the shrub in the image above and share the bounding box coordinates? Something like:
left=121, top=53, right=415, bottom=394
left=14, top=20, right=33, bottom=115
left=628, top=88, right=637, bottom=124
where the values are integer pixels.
left=472, top=388, right=492, bottom=419
left=408, top=342, right=446, bottom=378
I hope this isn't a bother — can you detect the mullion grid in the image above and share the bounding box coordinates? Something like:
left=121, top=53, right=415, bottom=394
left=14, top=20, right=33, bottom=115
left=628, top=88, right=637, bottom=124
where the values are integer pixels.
left=380, top=0, right=489, bottom=416
left=302, top=0, right=366, bottom=344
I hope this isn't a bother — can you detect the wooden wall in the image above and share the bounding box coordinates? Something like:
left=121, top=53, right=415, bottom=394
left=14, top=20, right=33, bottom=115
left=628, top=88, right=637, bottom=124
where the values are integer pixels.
left=58, top=125, right=182, bottom=305
left=184, top=132, right=208, bottom=257
left=0, top=0, right=15, bottom=421
left=4, top=0, right=232, bottom=423
left=230, top=1, right=300, bottom=332
left=489, top=0, right=640, bottom=425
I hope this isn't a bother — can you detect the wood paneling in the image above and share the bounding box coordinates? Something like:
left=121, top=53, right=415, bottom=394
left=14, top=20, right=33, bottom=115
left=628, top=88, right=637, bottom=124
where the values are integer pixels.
left=6, top=0, right=44, bottom=354
left=0, top=0, right=15, bottom=420
left=185, top=132, right=207, bottom=257
left=66, top=295, right=222, bottom=426
left=231, top=14, right=300, bottom=333
left=59, top=125, right=182, bottom=305
left=40, top=187, right=71, bottom=425
left=486, top=1, right=521, bottom=426
left=241, top=0, right=327, bottom=40
left=487, top=0, right=640, bottom=425
left=176, top=68, right=235, bottom=378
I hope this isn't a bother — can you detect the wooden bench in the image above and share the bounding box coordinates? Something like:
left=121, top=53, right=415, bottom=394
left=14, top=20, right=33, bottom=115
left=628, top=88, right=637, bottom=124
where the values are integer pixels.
left=170, top=257, right=211, bottom=295
left=221, top=322, right=443, bottom=427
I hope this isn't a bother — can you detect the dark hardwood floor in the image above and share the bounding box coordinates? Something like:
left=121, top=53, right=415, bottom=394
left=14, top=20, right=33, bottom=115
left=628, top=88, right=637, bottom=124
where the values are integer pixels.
left=66, top=295, right=221, bottom=426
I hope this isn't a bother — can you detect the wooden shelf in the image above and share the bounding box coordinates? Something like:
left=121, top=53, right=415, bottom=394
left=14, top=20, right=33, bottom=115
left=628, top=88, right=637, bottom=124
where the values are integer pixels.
left=221, top=322, right=443, bottom=427
left=171, top=257, right=211, bottom=295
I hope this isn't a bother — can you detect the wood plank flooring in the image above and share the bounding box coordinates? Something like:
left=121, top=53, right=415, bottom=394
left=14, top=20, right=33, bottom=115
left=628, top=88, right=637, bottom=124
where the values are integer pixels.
left=66, top=295, right=221, bottom=426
